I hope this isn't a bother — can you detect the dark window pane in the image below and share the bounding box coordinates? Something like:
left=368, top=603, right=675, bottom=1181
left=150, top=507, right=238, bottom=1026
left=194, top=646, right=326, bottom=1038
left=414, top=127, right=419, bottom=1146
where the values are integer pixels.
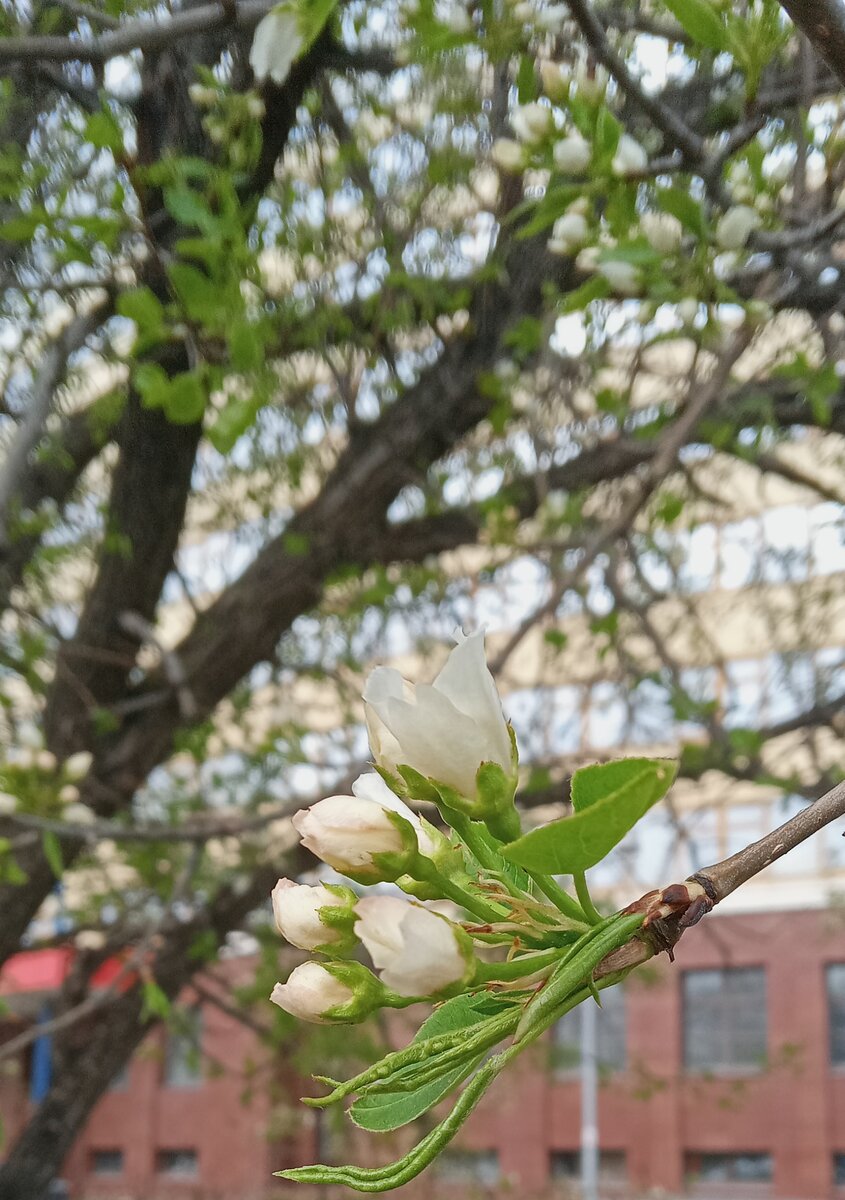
left=435, top=1150, right=499, bottom=1186
left=828, top=965, right=845, bottom=1065
left=686, top=1152, right=772, bottom=1183
left=164, top=1006, right=202, bottom=1088
left=834, top=1153, right=845, bottom=1186
left=550, top=1151, right=627, bottom=1182
left=553, top=987, right=626, bottom=1074
left=683, top=968, right=766, bottom=1071
left=156, top=1149, right=198, bottom=1178
left=90, top=1149, right=123, bottom=1176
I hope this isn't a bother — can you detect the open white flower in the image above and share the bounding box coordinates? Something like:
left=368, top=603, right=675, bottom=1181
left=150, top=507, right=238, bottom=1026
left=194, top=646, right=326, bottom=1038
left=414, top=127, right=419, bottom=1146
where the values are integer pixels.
left=270, top=962, right=354, bottom=1023
left=272, top=879, right=353, bottom=950
left=249, top=5, right=303, bottom=86
left=355, top=896, right=469, bottom=997
left=363, top=630, right=512, bottom=798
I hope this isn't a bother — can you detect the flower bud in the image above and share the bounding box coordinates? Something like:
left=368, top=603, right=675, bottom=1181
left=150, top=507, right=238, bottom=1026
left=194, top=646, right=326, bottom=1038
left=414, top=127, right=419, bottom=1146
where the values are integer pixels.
left=491, top=138, right=526, bottom=173
left=271, top=878, right=357, bottom=952
left=355, top=896, right=473, bottom=998
left=36, top=750, right=57, bottom=773
left=715, top=205, right=761, bottom=250
left=641, top=211, right=683, bottom=253
left=553, top=134, right=591, bottom=175
left=59, top=784, right=80, bottom=804
left=612, top=134, right=648, bottom=177
left=576, top=66, right=608, bottom=103
left=64, top=751, right=93, bottom=781
left=598, top=258, right=642, bottom=295
left=292, top=776, right=426, bottom=883
left=575, top=245, right=600, bottom=272
left=270, top=962, right=355, bottom=1024
left=540, top=60, right=570, bottom=102
left=511, top=103, right=553, bottom=144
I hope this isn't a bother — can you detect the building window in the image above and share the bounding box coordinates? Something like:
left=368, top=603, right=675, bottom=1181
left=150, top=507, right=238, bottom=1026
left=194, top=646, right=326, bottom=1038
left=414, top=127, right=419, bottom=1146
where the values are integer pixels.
left=156, top=1149, right=198, bottom=1178
left=827, top=965, right=845, bottom=1066
left=163, top=1006, right=202, bottom=1088
left=685, top=1152, right=772, bottom=1183
left=552, top=986, right=626, bottom=1074
left=434, top=1150, right=499, bottom=1186
left=834, top=1153, right=845, bottom=1186
left=550, top=1150, right=627, bottom=1182
left=90, top=1149, right=123, bottom=1176
left=683, top=968, right=767, bottom=1072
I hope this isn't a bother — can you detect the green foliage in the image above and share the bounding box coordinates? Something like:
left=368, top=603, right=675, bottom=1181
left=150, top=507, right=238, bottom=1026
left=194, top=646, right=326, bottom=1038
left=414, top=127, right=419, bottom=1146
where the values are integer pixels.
left=502, top=759, right=678, bottom=873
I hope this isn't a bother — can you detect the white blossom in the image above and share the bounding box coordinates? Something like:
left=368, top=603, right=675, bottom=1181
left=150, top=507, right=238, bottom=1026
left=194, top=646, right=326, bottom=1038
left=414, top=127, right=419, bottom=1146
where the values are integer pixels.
left=641, top=212, right=683, bottom=253
left=249, top=6, right=303, bottom=86
left=272, top=879, right=351, bottom=950
left=59, top=784, right=80, bottom=804
left=597, top=258, right=642, bottom=295
left=534, top=4, right=568, bottom=31
left=553, top=134, right=591, bottom=175
left=64, top=751, right=93, bottom=781
left=539, top=60, right=570, bottom=101
left=511, top=103, right=553, bottom=144
left=491, top=138, right=525, bottom=173
left=363, top=630, right=512, bottom=798
left=678, top=298, right=700, bottom=325
left=270, top=962, right=354, bottom=1023
left=611, top=134, right=648, bottom=177
left=548, top=211, right=589, bottom=255
left=716, top=205, right=761, bottom=250
left=355, top=896, right=468, bottom=997
left=0, top=792, right=18, bottom=815
left=36, top=750, right=57, bottom=773
left=63, top=802, right=97, bottom=826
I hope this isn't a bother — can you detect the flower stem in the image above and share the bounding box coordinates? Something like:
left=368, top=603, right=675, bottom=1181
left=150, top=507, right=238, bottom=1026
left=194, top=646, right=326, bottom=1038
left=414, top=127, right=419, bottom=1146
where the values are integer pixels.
left=573, top=870, right=603, bottom=925
left=473, top=946, right=562, bottom=983
left=414, top=858, right=509, bottom=924
left=525, top=868, right=590, bottom=924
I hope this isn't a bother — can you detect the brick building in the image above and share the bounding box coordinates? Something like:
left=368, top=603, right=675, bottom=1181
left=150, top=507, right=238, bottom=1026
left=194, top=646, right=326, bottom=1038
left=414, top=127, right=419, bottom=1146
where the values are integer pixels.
left=4, top=905, right=845, bottom=1199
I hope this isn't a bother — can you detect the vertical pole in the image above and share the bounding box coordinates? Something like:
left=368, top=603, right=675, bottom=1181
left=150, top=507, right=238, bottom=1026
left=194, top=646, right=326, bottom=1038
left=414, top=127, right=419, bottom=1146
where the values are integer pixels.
left=580, top=1001, right=599, bottom=1200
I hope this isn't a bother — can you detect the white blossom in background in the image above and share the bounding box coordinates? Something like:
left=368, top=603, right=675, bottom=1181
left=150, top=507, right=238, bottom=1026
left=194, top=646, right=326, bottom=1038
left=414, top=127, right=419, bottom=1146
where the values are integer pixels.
left=64, top=751, right=93, bottom=780
left=363, top=630, right=512, bottom=798
left=597, top=258, right=642, bottom=295
left=0, top=792, right=17, bottom=815
left=548, top=211, right=589, bottom=256
left=249, top=5, right=303, bottom=85
left=62, top=802, right=97, bottom=825
left=355, top=896, right=469, bottom=996
left=612, top=134, right=648, bottom=177
left=491, top=138, right=525, bottom=173
left=678, top=297, right=700, bottom=325
left=553, top=134, right=591, bottom=175
left=641, top=212, right=683, bottom=253
left=36, top=750, right=57, bottom=772
left=716, top=204, right=761, bottom=249
left=534, top=4, right=568, bottom=31
left=511, top=103, right=553, bottom=143
left=540, top=60, right=570, bottom=101
left=59, top=784, right=80, bottom=804
left=272, top=879, right=351, bottom=950
left=271, top=963, right=353, bottom=1023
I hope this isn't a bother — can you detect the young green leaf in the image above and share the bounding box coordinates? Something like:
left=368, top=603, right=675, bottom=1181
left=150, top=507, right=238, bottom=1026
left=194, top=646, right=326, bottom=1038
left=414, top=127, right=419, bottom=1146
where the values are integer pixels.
left=660, top=0, right=726, bottom=50
left=501, top=758, right=678, bottom=873
left=42, top=830, right=63, bottom=879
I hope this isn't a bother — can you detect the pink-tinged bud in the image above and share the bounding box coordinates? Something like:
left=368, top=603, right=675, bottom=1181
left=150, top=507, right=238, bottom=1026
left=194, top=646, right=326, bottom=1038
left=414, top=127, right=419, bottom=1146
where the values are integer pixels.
left=270, top=962, right=355, bottom=1023
left=354, top=896, right=472, bottom=998
left=271, top=878, right=356, bottom=951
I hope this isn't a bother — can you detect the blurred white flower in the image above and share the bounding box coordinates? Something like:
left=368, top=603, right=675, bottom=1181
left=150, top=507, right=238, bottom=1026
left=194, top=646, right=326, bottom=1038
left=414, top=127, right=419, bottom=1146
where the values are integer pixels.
left=59, top=784, right=80, bottom=804
left=641, top=212, right=683, bottom=253
left=64, top=751, right=93, bottom=781
left=678, top=297, right=700, bottom=325
left=553, top=134, right=591, bottom=175
left=540, top=60, right=570, bottom=101
left=534, top=4, right=568, bottom=31
left=716, top=205, right=761, bottom=250
left=491, top=138, right=526, bottom=173
left=36, top=750, right=57, bottom=773
left=597, top=258, right=641, bottom=295
left=511, top=102, right=553, bottom=143
left=63, top=802, right=97, bottom=826
left=548, top=211, right=589, bottom=255
left=249, top=5, right=303, bottom=86
left=355, top=896, right=469, bottom=997
left=612, top=134, right=648, bottom=177
left=363, top=630, right=512, bottom=798
left=0, top=792, right=18, bottom=816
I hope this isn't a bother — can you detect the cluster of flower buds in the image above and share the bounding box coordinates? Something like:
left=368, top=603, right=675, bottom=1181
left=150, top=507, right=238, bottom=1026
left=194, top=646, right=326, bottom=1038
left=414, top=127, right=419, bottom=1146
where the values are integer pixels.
left=270, top=631, right=533, bottom=1023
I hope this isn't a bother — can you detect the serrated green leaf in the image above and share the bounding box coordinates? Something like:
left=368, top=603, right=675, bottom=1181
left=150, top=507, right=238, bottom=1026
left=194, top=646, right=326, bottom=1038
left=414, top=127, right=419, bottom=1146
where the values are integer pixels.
left=42, top=830, right=63, bottom=878
left=661, top=0, right=726, bottom=50
left=503, top=758, right=678, bottom=873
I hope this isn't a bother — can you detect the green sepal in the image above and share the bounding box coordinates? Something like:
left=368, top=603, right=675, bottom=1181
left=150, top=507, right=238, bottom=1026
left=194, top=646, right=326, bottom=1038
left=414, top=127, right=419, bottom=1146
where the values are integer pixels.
left=396, top=763, right=441, bottom=804
left=313, top=883, right=359, bottom=955
left=319, top=960, right=389, bottom=1023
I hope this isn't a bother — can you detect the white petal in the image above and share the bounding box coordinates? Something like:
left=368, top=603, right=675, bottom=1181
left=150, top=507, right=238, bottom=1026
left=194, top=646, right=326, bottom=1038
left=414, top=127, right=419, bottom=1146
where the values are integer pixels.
left=433, top=632, right=511, bottom=769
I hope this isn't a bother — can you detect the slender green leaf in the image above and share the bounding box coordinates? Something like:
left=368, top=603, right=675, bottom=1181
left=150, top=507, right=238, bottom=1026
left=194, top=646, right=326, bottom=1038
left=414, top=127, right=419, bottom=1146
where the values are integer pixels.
left=42, top=830, right=63, bottom=879
left=660, top=0, right=726, bottom=50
